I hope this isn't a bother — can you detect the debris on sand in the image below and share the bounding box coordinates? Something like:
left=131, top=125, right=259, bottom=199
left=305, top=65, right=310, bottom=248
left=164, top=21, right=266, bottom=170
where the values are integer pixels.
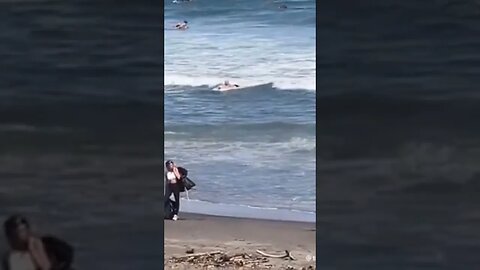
left=166, top=250, right=316, bottom=269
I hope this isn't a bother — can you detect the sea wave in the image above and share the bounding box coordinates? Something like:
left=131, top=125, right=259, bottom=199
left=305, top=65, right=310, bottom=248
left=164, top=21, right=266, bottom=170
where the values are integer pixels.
left=165, top=122, right=315, bottom=144
left=179, top=198, right=316, bottom=222
left=166, top=121, right=315, bottom=133
left=164, top=73, right=315, bottom=91
left=318, top=92, right=480, bottom=118
left=165, top=136, right=316, bottom=169
left=0, top=124, right=71, bottom=133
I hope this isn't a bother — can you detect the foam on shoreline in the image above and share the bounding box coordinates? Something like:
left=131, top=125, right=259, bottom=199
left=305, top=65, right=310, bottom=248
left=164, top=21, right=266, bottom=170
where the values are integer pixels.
left=179, top=198, right=316, bottom=223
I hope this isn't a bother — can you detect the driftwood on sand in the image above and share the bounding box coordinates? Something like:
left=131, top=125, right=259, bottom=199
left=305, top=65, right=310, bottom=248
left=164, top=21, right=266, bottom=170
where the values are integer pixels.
left=171, top=251, right=223, bottom=259
left=166, top=249, right=314, bottom=269
left=256, top=249, right=296, bottom=260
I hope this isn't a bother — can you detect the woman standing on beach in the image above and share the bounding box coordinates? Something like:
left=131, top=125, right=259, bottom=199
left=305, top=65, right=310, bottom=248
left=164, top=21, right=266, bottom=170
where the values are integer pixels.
left=165, top=160, right=182, bottom=221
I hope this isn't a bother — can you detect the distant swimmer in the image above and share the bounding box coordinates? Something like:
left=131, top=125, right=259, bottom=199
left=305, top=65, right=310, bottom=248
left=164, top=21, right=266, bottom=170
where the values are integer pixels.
left=279, top=4, right=287, bottom=9
left=214, top=80, right=240, bottom=91
left=223, top=80, right=240, bottom=88
left=175, top=20, right=189, bottom=30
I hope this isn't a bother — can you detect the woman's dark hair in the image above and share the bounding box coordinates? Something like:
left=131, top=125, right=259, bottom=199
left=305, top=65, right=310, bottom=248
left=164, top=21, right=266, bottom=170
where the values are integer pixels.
left=165, top=160, right=174, bottom=167
left=4, top=215, right=30, bottom=247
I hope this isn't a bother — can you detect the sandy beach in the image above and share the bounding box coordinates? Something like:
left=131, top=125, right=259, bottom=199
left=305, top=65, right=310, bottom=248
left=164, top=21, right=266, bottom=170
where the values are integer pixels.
left=165, top=213, right=316, bottom=269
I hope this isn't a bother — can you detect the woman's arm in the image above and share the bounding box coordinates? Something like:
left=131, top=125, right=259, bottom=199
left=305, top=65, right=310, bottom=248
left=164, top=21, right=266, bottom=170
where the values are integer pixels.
left=28, top=237, right=51, bottom=270
left=172, top=166, right=182, bottom=180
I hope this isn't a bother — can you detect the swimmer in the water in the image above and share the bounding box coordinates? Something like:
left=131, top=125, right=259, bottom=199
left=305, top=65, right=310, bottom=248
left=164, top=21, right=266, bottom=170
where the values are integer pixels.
left=279, top=4, right=287, bottom=9
left=222, top=80, right=239, bottom=88
left=175, top=20, right=189, bottom=30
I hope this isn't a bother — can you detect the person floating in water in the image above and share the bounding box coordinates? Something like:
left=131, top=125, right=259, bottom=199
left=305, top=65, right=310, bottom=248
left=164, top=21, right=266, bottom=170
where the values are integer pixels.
left=214, top=80, right=240, bottom=91
left=222, top=80, right=239, bottom=88
left=175, top=20, right=189, bottom=30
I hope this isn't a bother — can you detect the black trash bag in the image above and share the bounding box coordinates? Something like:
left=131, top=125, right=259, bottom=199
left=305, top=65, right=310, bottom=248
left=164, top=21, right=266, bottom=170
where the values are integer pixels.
left=178, top=177, right=196, bottom=192
left=41, top=235, right=74, bottom=270
left=176, top=167, right=196, bottom=192
left=164, top=198, right=175, bottom=220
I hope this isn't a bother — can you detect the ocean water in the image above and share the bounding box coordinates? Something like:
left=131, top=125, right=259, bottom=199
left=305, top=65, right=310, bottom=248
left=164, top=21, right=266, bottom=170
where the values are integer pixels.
left=164, top=0, right=316, bottom=219
left=318, top=1, right=480, bottom=269
left=0, top=1, right=162, bottom=270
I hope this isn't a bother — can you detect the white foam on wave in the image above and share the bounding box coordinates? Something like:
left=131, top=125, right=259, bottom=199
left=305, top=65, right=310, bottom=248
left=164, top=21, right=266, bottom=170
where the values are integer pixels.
left=178, top=198, right=316, bottom=223
left=165, top=18, right=316, bottom=91
left=164, top=73, right=315, bottom=91
left=164, top=131, right=187, bottom=135
left=165, top=136, right=316, bottom=169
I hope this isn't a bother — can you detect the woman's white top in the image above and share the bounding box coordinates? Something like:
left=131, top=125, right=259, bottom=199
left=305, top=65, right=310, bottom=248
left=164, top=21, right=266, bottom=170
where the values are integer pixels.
left=6, top=251, right=37, bottom=270
left=166, top=171, right=177, bottom=184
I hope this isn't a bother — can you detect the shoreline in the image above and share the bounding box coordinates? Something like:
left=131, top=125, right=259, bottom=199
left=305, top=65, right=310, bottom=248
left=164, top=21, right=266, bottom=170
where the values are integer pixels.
left=177, top=198, right=316, bottom=223
left=165, top=212, right=316, bottom=269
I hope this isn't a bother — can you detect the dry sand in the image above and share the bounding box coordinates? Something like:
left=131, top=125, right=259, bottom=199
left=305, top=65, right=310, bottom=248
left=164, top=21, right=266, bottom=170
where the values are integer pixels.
left=165, top=213, right=316, bottom=269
